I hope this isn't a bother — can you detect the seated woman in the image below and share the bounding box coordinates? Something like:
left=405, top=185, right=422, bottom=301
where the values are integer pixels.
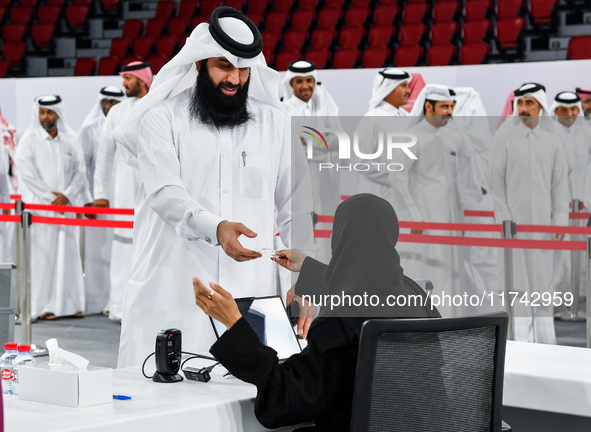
left=193, top=194, right=440, bottom=432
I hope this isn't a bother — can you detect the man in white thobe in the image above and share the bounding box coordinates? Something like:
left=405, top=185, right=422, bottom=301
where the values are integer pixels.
left=0, top=107, right=17, bottom=263
left=0, top=139, right=10, bottom=261
left=77, top=86, right=125, bottom=315
left=576, top=87, right=591, bottom=126
left=111, top=8, right=315, bottom=367
left=492, top=83, right=570, bottom=344
left=15, top=95, right=92, bottom=319
left=94, top=62, right=152, bottom=322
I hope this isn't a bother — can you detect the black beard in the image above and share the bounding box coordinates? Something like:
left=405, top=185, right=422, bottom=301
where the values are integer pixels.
left=189, top=62, right=252, bottom=129
left=41, top=121, right=56, bottom=132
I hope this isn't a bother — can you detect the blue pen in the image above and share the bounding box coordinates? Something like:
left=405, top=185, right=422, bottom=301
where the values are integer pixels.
left=113, top=395, right=132, bottom=400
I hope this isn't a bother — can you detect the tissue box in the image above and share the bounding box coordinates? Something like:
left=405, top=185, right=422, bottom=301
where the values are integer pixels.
left=18, top=364, right=113, bottom=407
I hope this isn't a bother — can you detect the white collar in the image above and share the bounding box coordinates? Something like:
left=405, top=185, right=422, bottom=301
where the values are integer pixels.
left=377, top=100, right=401, bottom=116
left=291, top=95, right=314, bottom=112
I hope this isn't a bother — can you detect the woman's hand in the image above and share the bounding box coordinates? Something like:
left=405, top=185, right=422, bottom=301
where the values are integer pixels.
left=286, top=284, right=317, bottom=339
left=271, top=249, right=307, bottom=272
left=193, top=277, right=242, bottom=330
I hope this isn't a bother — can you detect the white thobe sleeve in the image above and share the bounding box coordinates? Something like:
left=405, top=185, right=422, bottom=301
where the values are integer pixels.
left=355, top=117, right=393, bottom=190
left=584, top=158, right=591, bottom=211
left=491, top=136, right=513, bottom=223
left=64, top=141, right=92, bottom=206
left=137, top=106, right=223, bottom=245
left=455, top=132, right=485, bottom=210
left=77, top=124, right=95, bottom=173
left=0, top=145, right=10, bottom=203
left=15, top=136, right=56, bottom=203
left=94, top=112, right=117, bottom=200
left=551, top=138, right=570, bottom=227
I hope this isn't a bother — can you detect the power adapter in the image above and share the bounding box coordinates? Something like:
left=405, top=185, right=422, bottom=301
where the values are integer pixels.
left=183, top=366, right=213, bottom=382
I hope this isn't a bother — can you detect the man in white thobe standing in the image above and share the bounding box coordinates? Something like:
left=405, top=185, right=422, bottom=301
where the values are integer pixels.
left=111, top=7, right=315, bottom=367
left=576, top=88, right=591, bottom=126
left=93, top=62, right=152, bottom=322
left=492, top=83, right=570, bottom=344
left=0, top=107, right=17, bottom=263
left=77, top=86, right=125, bottom=315
left=15, top=95, right=93, bottom=320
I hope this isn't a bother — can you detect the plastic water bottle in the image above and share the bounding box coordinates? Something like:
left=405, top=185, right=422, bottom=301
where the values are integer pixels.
left=1, top=343, right=18, bottom=395
left=12, top=345, right=36, bottom=397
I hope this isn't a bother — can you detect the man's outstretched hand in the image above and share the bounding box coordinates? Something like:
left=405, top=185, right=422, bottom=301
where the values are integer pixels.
left=216, top=220, right=262, bottom=262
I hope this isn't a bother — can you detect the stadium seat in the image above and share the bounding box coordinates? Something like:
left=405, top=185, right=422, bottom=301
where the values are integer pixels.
left=156, top=35, right=178, bottom=58
left=497, top=0, right=522, bottom=19
left=275, top=49, right=301, bottom=70
left=339, top=26, right=364, bottom=49
left=146, top=54, right=168, bottom=74
left=98, top=56, right=119, bottom=75
left=248, top=0, right=268, bottom=15
left=168, top=18, right=189, bottom=38
left=368, top=25, right=394, bottom=48
left=122, top=55, right=144, bottom=65
left=398, top=23, right=425, bottom=46
left=427, top=43, right=456, bottom=66
left=317, top=9, right=340, bottom=29
left=345, top=7, right=369, bottom=27
left=298, top=0, right=317, bottom=11
left=378, top=0, right=398, bottom=4
left=374, top=5, right=399, bottom=26
left=362, top=46, right=390, bottom=68
left=31, top=23, right=55, bottom=48
left=133, top=36, right=156, bottom=58
left=432, top=2, right=458, bottom=23
left=191, top=15, right=209, bottom=28
left=333, top=48, right=359, bottom=68
left=45, top=0, right=65, bottom=6
left=145, top=18, right=166, bottom=39
left=496, top=17, right=525, bottom=49
left=463, top=19, right=490, bottom=43
left=110, top=37, right=131, bottom=58
left=100, top=0, right=119, bottom=12
left=37, top=5, right=61, bottom=24
left=65, top=5, right=88, bottom=30
left=10, top=6, right=34, bottom=24
left=464, top=0, right=489, bottom=20
left=262, top=49, right=274, bottom=65
left=245, top=13, right=262, bottom=27
left=310, top=28, right=334, bottom=50
left=291, top=10, right=314, bottom=31
left=395, top=45, right=422, bottom=66
left=324, top=0, right=342, bottom=9
left=0, top=60, right=8, bottom=78
left=283, top=29, right=307, bottom=51
left=304, top=48, right=330, bottom=67
left=123, top=19, right=144, bottom=40
left=3, top=23, right=26, bottom=42
left=156, top=0, right=176, bottom=20
left=406, top=0, right=426, bottom=3
left=0, top=7, right=6, bottom=20
left=73, top=0, right=91, bottom=6
left=75, top=57, right=96, bottom=76
left=402, top=3, right=429, bottom=24
left=529, top=0, right=557, bottom=25
left=568, top=35, right=591, bottom=60
left=265, top=12, right=288, bottom=32
left=351, top=0, right=371, bottom=6
left=261, top=31, right=281, bottom=53
left=0, top=0, right=10, bottom=6
left=460, top=41, right=490, bottom=64
left=430, top=21, right=457, bottom=44
left=273, top=0, right=293, bottom=14
left=19, top=0, right=38, bottom=7
left=225, top=0, right=244, bottom=11
left=2, top=41, right=27, bottom=66
left=201, top=0, right=220, bottom=17
left=178, top=0, right=198, bottom=18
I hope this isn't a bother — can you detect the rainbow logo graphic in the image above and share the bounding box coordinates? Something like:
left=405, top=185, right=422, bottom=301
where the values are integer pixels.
left=301, top=126, right=328, bottom=150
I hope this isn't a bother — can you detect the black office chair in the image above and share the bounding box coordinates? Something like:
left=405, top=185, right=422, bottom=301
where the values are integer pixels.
left=351, top=313, right=511, bottom=432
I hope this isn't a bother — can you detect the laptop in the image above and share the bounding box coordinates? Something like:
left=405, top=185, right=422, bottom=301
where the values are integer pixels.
left=210, top=295, right=302, bottom=361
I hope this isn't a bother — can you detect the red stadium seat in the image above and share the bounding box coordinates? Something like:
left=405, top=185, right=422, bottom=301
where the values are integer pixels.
left=261, top=30, right=281, bottom=52
left=377, top=0, right=397, bottom=4
left=324, top=0, right=342, bottom=9
left=497, top=0, right=522, bottom=19
left=275, top=50, right=301, bottom=70
left=427, top=43, right=456, bottom=66
left=156, top=35, right=178, bottom=57
left=224, top=0, right=245, bottom=11
left=146, top=54, right=169, bottom=74
left=395, top=45, right=422, bottom=66
left=464, top=0, right=489, bottom=20
left=430, top=21, right=457, bottom=44
left=0, top=0, right=11, bottom=6
left=273, top=0, right=293, bottom=13
left=0, top=7, right=6, bottom=20
left=65, top=5, right=88, bottom=29
left=351, top=0, right=371, bottom=6
left=304, top=48, right=330, bottom=67
left=291, top=10, right=314, bottom=31
left=373, top=5, right=399, bottom=26
left=75, top=57, right=96, bottom=76
left=398, top=23, right=425, bottom=46
left=122, top=55, right=144, bottom=65
left=123, top=19, right=144, bottom=40
left=178, top=0, right=198, bottom=18
left=317, top=9, right=340, bottom=29
left=496, top=17, right=525, bottom=49
left=529, top=0, right=557, bottom=24
left=310, top=28, right=334, bottom=50
left=362, top=46, right=390, bottom=68
left=463, top=19, right=490, bottom=43
left=3, top=23, right=26, bottom=42
left=201, top=0, right=220, bottom=17
left=156, top=0, right=176, bottom=20
left=45, top=0, right=65, bottom=6
left=248, top=0, right=268, bottom=15
left=265, top=12, right=288, bottom=32
left=10, top=6, right=34, bottom=24
left=298, top=0, right=317, bottom=11
left=568, top=35, right=591, bottom=60
left=134, top=36, right=156, bottom=58
left=0, top=60, right=8, bottom=78
left=406, top=0, right=426, bottom=3
left=339, top=26, right=364, bottom=49
left=332, top=48, right=359, bottom=69
left=245, top=13, right=262, bottom=27
left=37, top=5, right=61, bottom=24
left=111, top=37, right=131, bottom=58
left=98, top=56, right=119, bottom=75
left=19, top=0, right=38, bottom=7
left=402, top=3, right=428, bottom=24
left=2, top=42, right=26, bottom=65
left=283, top=29, right=307, bottom=51
left=262, top=49, right=274, bottom=65
left=100, top=0, right=119, bottom=12
left=191, top=15, right=209, bottom=28
left=73, top=0, right=91, bottom=6
left=31, top=23, right=55, bottom=48
left=432, top=2, right=458, bottom=23
left=368, top=25, right=394, bottom=48
left=460, top=42, right=490, bottom=64
left=345, top=7, right=369, bottom=27
left=145, top=18, right=166, bottom=39
left=168, top=18, right=189, bottom=38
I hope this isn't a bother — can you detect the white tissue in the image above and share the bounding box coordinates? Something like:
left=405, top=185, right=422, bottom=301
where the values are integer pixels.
left=46, top=338, right=89, bottom=369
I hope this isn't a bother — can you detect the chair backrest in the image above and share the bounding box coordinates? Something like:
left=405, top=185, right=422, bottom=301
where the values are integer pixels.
left=351, top=313, right=508, bottom=432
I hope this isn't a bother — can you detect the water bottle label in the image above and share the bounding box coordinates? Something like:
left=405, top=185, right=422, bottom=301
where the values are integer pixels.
left=1, top=369, right=15, bottom=381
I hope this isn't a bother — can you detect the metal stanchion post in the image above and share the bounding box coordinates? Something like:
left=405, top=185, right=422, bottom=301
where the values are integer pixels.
left=587, top=239, right=591, bottom=348
left=20, top=211, right=47, bottom=357
left=79, top=225, right=85, bottom=275
left=502, top=220, right=516, bottom=341
left=14, top=199, right=23, bottom=321
left=566, top=199, right=584, bottom=320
